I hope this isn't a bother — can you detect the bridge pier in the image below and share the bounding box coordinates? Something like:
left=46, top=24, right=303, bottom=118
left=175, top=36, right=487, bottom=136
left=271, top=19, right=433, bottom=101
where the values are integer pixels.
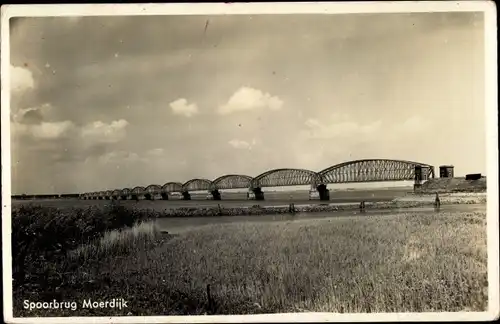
left=182, top=191, right=191, bottom=200
left=145, top=193, right=153, bottom=200
left=211, top=189, right=222, bottom=200
left=120, top=195, right=128, bottom=200
left=414, top=165, right=432, bottom=192
left=252, top=187, right=265, bottom=200
left=161, top=193, right=169, bottom=200
left=317, top=184, right=330, bottom=201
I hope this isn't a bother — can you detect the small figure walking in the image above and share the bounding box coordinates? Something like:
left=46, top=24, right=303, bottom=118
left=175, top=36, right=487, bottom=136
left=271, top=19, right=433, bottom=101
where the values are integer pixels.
left=434, top=192, right=441, bottom=208
left=359, top=201, right=366, bottom=213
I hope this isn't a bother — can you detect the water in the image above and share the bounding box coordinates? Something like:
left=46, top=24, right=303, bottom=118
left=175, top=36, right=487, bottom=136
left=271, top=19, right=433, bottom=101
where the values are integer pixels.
left=156, top=204, right=486, bottom=234
left=11, top=188, right=411, bottom=210
left=11, top=188, right=485, bottom=235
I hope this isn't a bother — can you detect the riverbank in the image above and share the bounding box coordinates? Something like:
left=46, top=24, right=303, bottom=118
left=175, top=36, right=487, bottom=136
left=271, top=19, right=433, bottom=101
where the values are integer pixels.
left=14, top=209, right=487, bottom=316
left=156, top=192, right=487, bottom=218
left=419, top=177, right=487, bottom=193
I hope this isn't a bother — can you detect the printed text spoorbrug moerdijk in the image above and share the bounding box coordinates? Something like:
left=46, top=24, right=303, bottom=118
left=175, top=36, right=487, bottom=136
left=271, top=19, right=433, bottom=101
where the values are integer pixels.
left=23, top=298, right=128, bottom=311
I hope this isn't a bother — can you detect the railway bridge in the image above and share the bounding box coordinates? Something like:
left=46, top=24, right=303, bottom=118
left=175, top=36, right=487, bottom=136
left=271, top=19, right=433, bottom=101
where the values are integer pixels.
left=81, top=159, right=436, bottom=201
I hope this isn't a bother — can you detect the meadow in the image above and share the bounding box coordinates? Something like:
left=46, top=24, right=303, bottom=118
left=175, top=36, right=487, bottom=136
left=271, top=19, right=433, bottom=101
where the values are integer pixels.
left=12, top=202, right=488, bottom=316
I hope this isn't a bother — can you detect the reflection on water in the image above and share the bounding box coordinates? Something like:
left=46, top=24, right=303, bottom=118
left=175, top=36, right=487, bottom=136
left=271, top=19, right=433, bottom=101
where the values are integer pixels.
left=156, top=204, right=486, bottom=234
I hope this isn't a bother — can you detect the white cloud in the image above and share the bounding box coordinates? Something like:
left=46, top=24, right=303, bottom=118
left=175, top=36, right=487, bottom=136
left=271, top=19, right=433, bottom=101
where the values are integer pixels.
left=11, top=65, right=34, bottom=93
left=11, top=103, right=53, bottom=123
left=147, top=148, right=165, bottom=156
left=32, top=121, right=75, bottom=139
left=13, top=121, right=75, bottom=140
left=13, top=118, right=130, bottom=145
left=301, top=117, right=382, bottom=140
left=170, top=98, right=199, bottom=117
left=80, top=119, right=129, bottom=143
left=299, top=114, right=431, bottom=143
left=218, top=86, right=284, bottom=115
left=228, top=138, right=257, bottom=150
left=394, top=116, right=430, bottom=133
left=98, top=151, right=146, bottom=164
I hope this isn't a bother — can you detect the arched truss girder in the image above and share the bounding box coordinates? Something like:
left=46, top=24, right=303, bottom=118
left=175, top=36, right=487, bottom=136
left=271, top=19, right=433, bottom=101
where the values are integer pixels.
left=319, top=159, right=435, bottom=184
left=183, top=178, right=212, bottom=192
left=121, top=188, right=132, bottom=195
left=145, top=185, right=162, bottom=194
left=99, top=191, right=106, bottom=197
left=132, top=186, right=146, bottom=195
left=211, top=174, right=253, bottom=190
left=112, top=190, right=121, bottom=196
left=251, top=168, right=322, bottom=188
left=161, top=182, right=183, bottom=193
left=105, top=190, right=112, bottom=197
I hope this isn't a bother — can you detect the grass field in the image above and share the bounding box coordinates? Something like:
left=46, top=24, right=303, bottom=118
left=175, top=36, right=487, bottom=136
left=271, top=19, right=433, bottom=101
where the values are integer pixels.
left=13, top=206, right=488, bottom=316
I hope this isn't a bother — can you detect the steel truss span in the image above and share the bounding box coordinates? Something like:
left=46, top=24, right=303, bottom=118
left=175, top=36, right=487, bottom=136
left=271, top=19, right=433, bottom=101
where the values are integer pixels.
left=183, top=179, right=212, bottom=192
left=145, top=185, right=162, bottom=195
left=252, top=168, right=321, bottom=188
left=132, top=186, right=145, bottom=195
left=319, top=159, right=435, bottom=184
left=162, top=182, right=183, bottom=193
left=82, top=159, right=437, bottom=198
left=212, top=174, right=253, bottom=190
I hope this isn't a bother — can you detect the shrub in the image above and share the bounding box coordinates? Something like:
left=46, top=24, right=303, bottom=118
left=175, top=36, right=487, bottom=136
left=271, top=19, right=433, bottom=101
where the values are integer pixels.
left=68, top=221, right=161, bottom=264
left=11, top=203, right=157, bottom=287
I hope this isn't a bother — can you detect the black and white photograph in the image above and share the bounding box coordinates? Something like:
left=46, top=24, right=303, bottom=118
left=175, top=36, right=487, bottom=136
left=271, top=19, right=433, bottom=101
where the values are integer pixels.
left=2, top=2, right=498, bottom=322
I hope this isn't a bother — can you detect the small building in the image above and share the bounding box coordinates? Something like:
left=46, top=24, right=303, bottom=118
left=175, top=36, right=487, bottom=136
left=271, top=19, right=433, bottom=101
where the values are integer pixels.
left=439, top=165, right=454, bottom=178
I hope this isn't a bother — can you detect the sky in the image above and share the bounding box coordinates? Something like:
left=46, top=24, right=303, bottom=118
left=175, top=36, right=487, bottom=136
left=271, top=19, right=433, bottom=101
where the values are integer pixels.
left=9, top=11, right=486, bottom=194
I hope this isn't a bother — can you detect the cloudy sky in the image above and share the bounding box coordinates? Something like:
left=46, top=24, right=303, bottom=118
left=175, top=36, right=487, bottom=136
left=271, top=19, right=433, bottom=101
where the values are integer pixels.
left=9, top=12, right=486, bottom=194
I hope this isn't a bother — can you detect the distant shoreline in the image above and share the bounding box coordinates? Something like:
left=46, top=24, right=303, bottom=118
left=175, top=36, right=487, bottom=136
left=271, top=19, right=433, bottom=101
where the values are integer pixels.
left=10, top=186, right=415, bottom=200
left=156, top=192, right=487, bottom=218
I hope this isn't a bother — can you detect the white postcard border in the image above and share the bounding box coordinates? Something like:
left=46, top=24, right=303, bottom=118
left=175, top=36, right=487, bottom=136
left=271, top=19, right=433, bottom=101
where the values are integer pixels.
left=1, top=1, right=498, bottom=323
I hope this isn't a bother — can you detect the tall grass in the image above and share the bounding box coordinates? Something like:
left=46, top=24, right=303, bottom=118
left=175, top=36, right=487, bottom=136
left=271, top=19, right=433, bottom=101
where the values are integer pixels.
left=130, top=211, right=487, bottom=314
left=68, top=221, right=161, bottom=263
left=11, top=203, right=158, bottom=287
left=14, top=210, right=487, bottom=316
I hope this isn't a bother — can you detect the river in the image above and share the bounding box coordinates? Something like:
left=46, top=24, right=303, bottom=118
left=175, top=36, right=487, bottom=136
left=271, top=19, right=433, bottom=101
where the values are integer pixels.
left=10, top=187, right=411, bottom=209
left=155, top=204, right=486, bottom=234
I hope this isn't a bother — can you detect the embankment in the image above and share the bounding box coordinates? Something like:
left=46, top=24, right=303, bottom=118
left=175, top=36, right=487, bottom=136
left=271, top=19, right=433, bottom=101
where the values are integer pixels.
left=156, top=192, right=486, bottom=218
left=419, top=177, right=487, bottom=193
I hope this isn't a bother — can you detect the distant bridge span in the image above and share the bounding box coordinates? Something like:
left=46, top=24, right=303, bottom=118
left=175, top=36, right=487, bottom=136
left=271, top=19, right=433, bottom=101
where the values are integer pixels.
left=319, top=159, right=434, bottom=184
left=212, top=174, right=253, bottom=190
left=82, top=159, right=435, bottom=201
left=251, top=168, right=321, bottom=189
